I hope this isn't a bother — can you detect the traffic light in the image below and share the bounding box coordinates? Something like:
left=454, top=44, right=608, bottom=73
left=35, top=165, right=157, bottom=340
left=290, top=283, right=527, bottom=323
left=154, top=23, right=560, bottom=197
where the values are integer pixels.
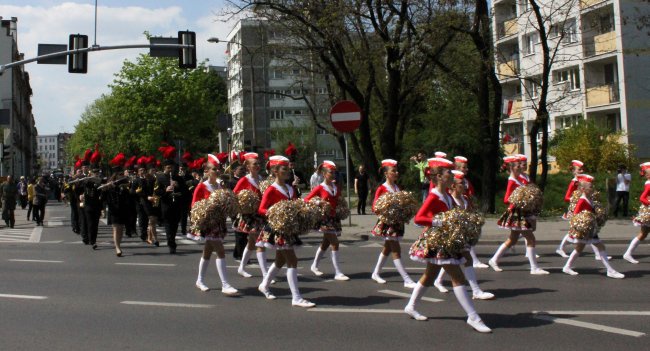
left=1, top=144, right=10, bottom=160
left=178, top=31, right=196, bottom=69
left=68, top=34, right=88, bottom=73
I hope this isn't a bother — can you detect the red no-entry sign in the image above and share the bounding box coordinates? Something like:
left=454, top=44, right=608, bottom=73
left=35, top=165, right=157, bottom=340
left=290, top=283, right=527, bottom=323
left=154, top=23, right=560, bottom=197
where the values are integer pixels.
left=330, top=100, right=362, bottom=133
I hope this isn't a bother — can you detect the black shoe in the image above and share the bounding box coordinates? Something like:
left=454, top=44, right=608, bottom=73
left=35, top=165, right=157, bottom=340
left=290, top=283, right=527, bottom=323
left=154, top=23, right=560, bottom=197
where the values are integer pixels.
left=83, top=240, right=89, bottom=245
left=169, top=248, right=176, bottom=254
left=92, top=244, right=98, bottom=250
left=154, top=241, right=160, bottom=247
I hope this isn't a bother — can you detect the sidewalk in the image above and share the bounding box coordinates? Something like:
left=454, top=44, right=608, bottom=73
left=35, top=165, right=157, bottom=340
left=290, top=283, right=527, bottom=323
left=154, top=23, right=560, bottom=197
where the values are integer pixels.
left=339, top=213, right=640, bottom=244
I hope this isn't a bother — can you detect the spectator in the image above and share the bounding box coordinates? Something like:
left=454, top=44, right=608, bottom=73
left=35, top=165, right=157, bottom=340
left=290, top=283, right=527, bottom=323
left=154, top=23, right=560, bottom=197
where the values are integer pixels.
left=410, top=151, right=428, bottom=201
left=1, top=175, right=17, bottom=228
left=310, top=166, right=324, bottom=190
left=26, top=178, right=36, bottom=221
left=289, top=161, right=305, bottom=197
left=354, top=165, right=370, bottom=215
left=613, top=164, right=632, bottom=217
left=17, top=176, right=28, bottom=209
left=33, top=176, right=49, bottom=226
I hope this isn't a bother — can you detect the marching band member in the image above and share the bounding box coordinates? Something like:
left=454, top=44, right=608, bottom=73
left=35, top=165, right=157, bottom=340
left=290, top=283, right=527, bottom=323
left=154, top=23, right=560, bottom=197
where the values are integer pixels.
left=404, top=158, right=491, bottom=333
left=104, top=153, right=130, bottom=257
left=191, top=154, right=238, bottom=295
left=488, top=156, right=548, bottom=275
left=233, top=152, right=268, bottom=278
left=305, top=160, right=349, bottom=281
left=562, top=174, right=624, bottom=278
left=370, top=159, right=417, bottom=289
left=257, top=156, right=315, bottom=308
left=623, top=162, right=650, bottom=264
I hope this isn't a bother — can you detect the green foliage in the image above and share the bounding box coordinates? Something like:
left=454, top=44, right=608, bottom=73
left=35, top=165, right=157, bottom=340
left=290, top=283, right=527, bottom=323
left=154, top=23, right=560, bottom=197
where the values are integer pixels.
left=67, top=54, right=227, bottom=162
left=550, top=121, right=636, bottom=173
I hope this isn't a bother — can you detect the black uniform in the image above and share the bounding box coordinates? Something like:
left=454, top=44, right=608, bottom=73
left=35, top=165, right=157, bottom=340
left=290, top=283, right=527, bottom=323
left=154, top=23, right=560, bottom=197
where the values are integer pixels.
left=104, top=177, right=131, bottom=225
left=155, top=171, right=188, bottom=253
left=131, top=174, right=150, bottom=241
left=178, top=171, right=194, bottom=235
left=63, top=178, right=81, bottom=234
left=82, top=177, right=103, bottom=247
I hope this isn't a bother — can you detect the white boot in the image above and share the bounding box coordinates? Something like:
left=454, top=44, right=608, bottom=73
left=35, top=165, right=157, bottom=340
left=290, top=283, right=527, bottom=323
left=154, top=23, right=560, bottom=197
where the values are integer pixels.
left=556, top=234, right=570, bottom=257
left=216, top=258, right=238, bottom=295
left=288, top=268, right=315, bottom=308
left=238, top=247, right=253, bottom=278
left=433, top=269, right=449, bottom=293
left=256, top=250, right=268, bottom=276
left=562, top=250, right=579, bottom=276
left=371, top=253, right=388, bottom=284
left=331, top=250, right=349, bottom=281
left=404, top=282, right=428, bottom=321
left=393, top=258, right=416, bottom=288
left=527, top=247, right=549, bottom=275
left=489, top=244, right=508, bottom=272
left=462, top=265, right=494, bottom=300
left=623, top=238, right=640, bottom=264
left=453, top=286, right=491, bottom=333
left=258, top=263, right=278, bottom=299
left=599, top=250, right=625, bottom=279
left=311, top=247, right=325, bottom=276
left=195, top=258, right=209, bottom=291
left=470, top=246, right=488, bottom=268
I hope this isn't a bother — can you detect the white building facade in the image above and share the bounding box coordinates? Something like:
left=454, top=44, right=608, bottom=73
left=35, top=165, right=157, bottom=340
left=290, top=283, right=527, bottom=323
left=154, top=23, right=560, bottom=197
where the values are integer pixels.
left=37, top=135, right=58, bottom=170
left=492, top=0, right=650, bottom=163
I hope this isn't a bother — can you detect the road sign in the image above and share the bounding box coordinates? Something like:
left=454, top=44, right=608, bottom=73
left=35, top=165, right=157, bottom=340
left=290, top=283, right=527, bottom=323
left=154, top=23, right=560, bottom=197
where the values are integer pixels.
left=330, top=100, right=362, bottom=133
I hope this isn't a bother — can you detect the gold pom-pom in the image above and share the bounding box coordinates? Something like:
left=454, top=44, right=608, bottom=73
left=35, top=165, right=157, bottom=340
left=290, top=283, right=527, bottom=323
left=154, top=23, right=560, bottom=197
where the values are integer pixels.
left=634, top=205, right=650, bottom=226
left=336, top=199, right=351, bottom=220
left=259, top=176, right=274, bottom=194
left=566, top=189, right=583, bottom=218
left=508, top=184, right=543, bottom=216
left=423, top=208, right=485, bottom=256
left=569, top=210, right=596, bottom=239
left=206, top=189, right=240, bottom=222
left=190, top=198, right=211, bottom=235
left=593, top=200, right=607, bottom=227
left=267, top=199, right=318, bottom=236
left=237, top=189, right=261, bottom=215
left=309, top=197, right=332, bottom=221
left=374, top=191, right=419, bottom=225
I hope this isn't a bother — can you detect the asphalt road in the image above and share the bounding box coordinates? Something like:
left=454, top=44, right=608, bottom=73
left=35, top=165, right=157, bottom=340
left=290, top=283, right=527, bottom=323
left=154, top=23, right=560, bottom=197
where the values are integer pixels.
left=2, top=203, right=650, bottom=350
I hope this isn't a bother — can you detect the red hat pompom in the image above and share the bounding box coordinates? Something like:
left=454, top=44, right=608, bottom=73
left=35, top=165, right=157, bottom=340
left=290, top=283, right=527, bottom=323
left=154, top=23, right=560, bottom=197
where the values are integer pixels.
left=109, top=152, right=126, bottom=167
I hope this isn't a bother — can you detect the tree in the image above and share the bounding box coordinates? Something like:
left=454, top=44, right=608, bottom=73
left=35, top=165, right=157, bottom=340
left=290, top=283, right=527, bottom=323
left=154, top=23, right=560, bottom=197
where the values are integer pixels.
left=68, top=55, right=227, bottom=161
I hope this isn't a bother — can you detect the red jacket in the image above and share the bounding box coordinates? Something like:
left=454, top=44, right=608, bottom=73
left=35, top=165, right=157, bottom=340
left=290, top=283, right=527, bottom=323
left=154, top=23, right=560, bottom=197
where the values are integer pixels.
left=372, top=183, right=400, bottom=212
left=414, top=189, right=452, bottom=227
left=233, top=175, right=262, bottom=196
left=258, top=183, right=298, bottom=216
left=465, top=178, right=475, bottom=198
left=503, top=177, right=523, bottom=205
left=191, top=181, right=221, bottom=207
left=640, top=181, right=650, bottom=206
left=573, top=196, right=594, bottom=214
left=564, top=178, right=578, bottom=203
left=304, top=183, right=340, bottom=217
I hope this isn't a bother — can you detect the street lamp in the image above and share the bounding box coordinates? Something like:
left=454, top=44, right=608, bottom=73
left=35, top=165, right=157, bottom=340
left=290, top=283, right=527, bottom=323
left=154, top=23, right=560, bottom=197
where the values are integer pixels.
left=207, top=37, right=257, bottom=150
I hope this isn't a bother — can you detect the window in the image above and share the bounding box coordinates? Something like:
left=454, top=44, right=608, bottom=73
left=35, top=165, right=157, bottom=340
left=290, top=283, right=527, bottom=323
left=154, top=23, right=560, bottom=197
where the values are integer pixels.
left=523, top=33, right=539, bottom=55
left=553, top=67, right=580, bottom=90
left=562, top=21, right=578, bottom=44
left=271, top=110, right=284, bottom=120
left=316, top=87, right=327, bottom=94
left=316, top=128, right=328, bottom=135
left=521, top=0, right=532, bottom=12
left=555, top=115, right=582, bottom=130
left=599, top=14, right=613, bottom=34
left=292, top=69, right=300, bottom=75
left=526, top=79, right=540, bottom=99
left=271, top=69, right=283, bottom=79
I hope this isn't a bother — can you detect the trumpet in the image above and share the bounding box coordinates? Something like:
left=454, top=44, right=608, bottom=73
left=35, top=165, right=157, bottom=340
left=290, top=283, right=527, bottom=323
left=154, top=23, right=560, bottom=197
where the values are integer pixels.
left=97, top=177, right=129, bottom=190
left=151, top=195, right=160, bottom=207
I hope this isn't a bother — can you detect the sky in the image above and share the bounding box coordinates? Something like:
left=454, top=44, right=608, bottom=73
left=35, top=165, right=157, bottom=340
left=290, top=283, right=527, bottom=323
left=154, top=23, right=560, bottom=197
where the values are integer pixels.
left=0, top=1, right=245, bottom=135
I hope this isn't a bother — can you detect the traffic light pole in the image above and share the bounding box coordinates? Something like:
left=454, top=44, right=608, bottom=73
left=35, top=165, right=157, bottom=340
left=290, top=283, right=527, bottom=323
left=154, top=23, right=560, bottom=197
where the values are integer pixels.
left=0, top=43, right=194, bottom=75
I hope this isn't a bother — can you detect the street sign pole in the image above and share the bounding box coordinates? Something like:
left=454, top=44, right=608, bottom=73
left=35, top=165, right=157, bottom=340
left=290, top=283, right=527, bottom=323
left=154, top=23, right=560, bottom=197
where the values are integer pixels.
left=345, top=133, right=351, bottom=226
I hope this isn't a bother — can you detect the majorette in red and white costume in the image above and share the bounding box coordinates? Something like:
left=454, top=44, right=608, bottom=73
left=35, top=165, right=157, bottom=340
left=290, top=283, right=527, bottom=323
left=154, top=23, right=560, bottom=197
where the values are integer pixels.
left=257, top=155, right=315, bottom=308
left=623, top=162, right=650, bottom=264
left=557, top=160, right=585, bottom=257
left=453, top=155, right=484, bottom=269
left=562, top=174, right=624, bottom=278
left=403, top=158, right=492, bottom=333
left=370, top=159, right=417, bottom=288
left=233, top=152, right=268, bottom=278
left=305, top=160, right=349, bottom=280
left=489, top=156, right=549, bottom=275
left=191, top=154, right=239, bottom=295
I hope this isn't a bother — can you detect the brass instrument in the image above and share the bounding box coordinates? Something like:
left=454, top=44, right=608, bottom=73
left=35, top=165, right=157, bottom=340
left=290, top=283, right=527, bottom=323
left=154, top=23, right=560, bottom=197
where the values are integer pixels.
left=97, top=177, right=129, bottom=190
left=151, top=195, right=160, bottom=207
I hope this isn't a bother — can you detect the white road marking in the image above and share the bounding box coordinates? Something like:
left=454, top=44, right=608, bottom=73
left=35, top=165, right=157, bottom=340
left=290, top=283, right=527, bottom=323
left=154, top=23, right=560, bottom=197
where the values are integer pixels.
left=360, top=243, right=383, bottom=248
left=533, top=313, right=646, bottom=337
left=379, top=289, right=443, bottom=302
left=121, top=301, right=214, bottom=308
left=534, top=310, right=650, bottom=316
left=47, top=221, right=64, bottom=226
left=0, top=293, right=48, bottom=300
left=29, top=226, right=43, bottom=243
left=115, top=263, right=176, bottom=267
left=39, top=241, right=64, bottom=244
left=384, top=267, right=426, bottom=271
left=309, top=308, right=404, bottom=314
left=8, top=259, right=63, bottom=263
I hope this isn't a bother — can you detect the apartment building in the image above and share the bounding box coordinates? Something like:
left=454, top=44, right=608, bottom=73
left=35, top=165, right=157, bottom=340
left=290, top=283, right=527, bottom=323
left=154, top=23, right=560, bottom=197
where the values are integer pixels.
left=224, top=19, right=344, bottom=170
left=493, top=0, right=650, bottom=162
left=36, top=132, right=72, bottom=173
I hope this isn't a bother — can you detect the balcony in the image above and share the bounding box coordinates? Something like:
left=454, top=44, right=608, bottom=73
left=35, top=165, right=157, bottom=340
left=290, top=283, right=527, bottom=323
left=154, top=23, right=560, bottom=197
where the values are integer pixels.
left=586, top=83, right=619, bottom=107
left=498, top=18, right=518, bottom=39
left=505, top=99, right=523, bottom=118
left=497, top=60, right=519, bottom=78
left=580, top=0, right=606, bottom=9
left=594, top=31, right=616, bottom=55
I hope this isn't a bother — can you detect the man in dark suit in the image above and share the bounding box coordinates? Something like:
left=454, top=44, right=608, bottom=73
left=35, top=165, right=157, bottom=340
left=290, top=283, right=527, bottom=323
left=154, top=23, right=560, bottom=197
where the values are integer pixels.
left=155, top=160, right=188, bottom=254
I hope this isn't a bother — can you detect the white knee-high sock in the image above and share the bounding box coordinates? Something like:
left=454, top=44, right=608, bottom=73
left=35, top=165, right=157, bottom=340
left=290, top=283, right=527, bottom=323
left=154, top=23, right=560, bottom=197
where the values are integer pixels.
left=406, top=282, right=427, bottom=309
left=215, top=258, right=230, bottom=287
left=592, top=244, right=601, bottom=258
left=461, top=266, right=481, bottom=295
left=598, top=250, right=616, bottom=272
left=196, top=258, right=209, bottom=283
left=558, top=234, right=570, bottom=251
left=373, top=253, right=388, bottom=275
left=491, top=243, right=509, bottom=263
left=239, top=247, right=253, bottom=271
left=435, top=268, right=445, bottom=285
left=256, top=251, right=268, bottom=276
left=453, top=285, right=479, bottom=321
left=261, top=263, right=279, bottom=289
left=331, top=250, right=342, bottom=275
left=526, top=247, right=538, bottom=269
left=469, top=246, right=481, bottom=263
left=393, top=258, right=413, bottom=283
left=312, top=247, right=324, bottom=269
left=564, top=250, right=580, bottom=269
left=625, top=237, right=641, bottom=256
left=286, top=268, right=302, bottom=302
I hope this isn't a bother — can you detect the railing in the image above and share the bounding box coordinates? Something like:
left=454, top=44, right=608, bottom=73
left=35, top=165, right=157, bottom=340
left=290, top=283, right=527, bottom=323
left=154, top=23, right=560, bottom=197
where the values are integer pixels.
left=580, top=0, right=606, bottom=9
left=498, top=18, right=519, bottom=39
left=586, top=83, right=619, bottom=107
left=594, top=31, right=616, bottom=55
left=497, top=59, right=519, bottom=77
